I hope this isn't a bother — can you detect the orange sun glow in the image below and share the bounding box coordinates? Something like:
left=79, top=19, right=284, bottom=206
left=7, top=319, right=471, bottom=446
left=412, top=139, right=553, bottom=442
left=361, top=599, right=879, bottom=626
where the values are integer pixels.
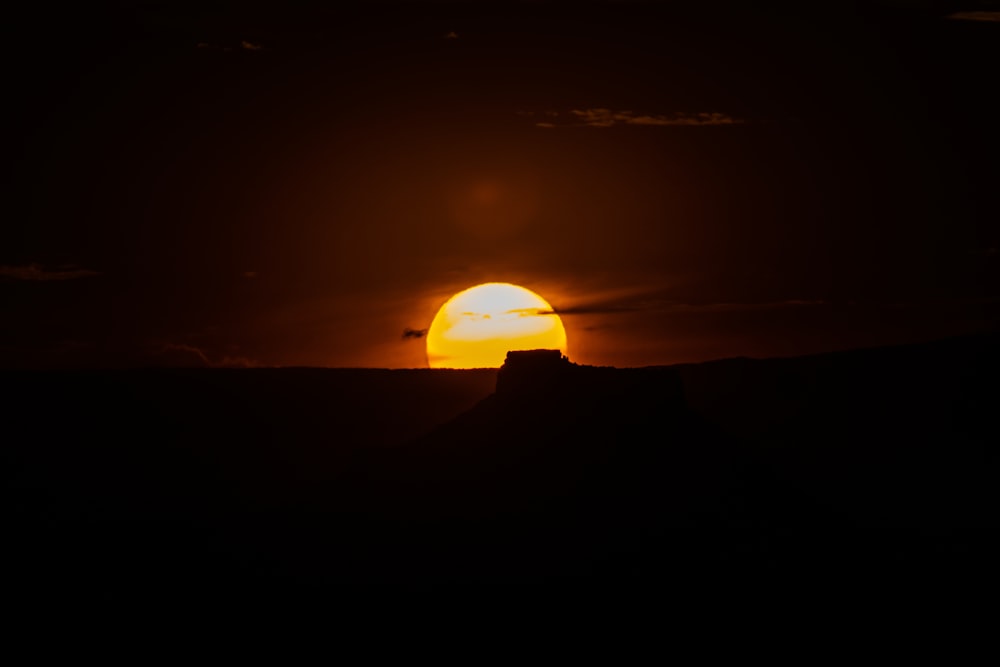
left=426, top=283, right=568, bottom=368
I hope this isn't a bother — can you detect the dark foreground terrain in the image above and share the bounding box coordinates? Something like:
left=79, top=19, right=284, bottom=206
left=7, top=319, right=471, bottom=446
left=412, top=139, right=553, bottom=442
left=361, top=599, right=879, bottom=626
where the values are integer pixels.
left=4, top=335, right=998, bottom=609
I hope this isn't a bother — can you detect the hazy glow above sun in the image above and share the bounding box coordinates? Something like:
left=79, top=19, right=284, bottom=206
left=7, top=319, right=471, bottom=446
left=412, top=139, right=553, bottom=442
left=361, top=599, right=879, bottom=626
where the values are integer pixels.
left=426, top=283, right=568, bottom=369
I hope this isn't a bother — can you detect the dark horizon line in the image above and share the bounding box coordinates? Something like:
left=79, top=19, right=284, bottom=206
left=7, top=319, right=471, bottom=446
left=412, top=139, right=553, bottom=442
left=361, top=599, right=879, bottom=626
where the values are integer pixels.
left=3, top=330, right=996, bottom=374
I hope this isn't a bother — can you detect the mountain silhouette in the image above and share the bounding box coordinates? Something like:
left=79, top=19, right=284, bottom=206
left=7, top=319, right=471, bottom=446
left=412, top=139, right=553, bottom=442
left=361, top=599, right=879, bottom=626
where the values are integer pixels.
left=3, top=334, right=997, bottom=605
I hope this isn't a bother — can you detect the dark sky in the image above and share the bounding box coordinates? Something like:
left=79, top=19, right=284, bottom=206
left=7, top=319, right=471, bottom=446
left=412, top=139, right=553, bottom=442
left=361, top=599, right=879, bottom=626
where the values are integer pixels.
left=3, top=1, right=998, bottom=368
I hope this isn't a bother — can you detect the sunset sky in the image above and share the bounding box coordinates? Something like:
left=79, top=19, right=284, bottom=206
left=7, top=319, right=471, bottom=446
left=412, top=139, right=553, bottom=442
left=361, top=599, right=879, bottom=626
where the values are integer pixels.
left=3, top=0, right=998, bottom=369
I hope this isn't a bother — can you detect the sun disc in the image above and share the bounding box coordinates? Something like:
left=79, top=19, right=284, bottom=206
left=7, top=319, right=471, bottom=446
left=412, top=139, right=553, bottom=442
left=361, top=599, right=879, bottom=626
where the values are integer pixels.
left=426, top=283, right=567, bottom=369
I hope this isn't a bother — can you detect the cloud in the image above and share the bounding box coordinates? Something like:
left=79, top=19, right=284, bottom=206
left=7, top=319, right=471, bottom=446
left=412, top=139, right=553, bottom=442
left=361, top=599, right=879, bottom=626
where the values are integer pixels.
left=661, top=299, right=827, bottom=313
left=161, top=343, right=211, bottom=366
left=402, top=327, right=428, bottom=339
left=243, top=271, right=258, bottom=279
left=196, top=40, right=264, bottom=52
left=570, top=108, right=622, bottom=127
left=533, top=109, right=745, bottom=128
left=947, top=11, right=1000, bottom=22
left=445, top=31, right=459, bottom=39
left=157, top=343, right=259, bottom=368
left=0, top=263, right=101, bottom=281
left=541, top=292, right=826, bottom=316
left=503, top=308, right=557, bottom=317
left=537, top=304, right=641, bottom=315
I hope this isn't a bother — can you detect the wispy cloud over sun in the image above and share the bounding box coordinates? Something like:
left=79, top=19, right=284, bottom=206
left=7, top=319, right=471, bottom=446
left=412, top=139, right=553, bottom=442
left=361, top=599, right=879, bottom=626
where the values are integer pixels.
left=536, top=286, right=826, bottom=317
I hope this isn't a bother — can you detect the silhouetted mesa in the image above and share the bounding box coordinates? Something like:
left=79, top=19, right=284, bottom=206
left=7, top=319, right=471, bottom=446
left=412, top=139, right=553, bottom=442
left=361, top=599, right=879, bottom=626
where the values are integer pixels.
left=495, top=349, right=684, bottom=409
left=495, top=349, right=572, bottom=396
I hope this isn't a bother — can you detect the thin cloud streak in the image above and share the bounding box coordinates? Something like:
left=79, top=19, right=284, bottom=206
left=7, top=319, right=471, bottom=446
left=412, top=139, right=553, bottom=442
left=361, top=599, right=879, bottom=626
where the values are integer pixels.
left=158, top=343, right=259, bottom=368
left=947, top=11, right=1000, bottom=22
left=196, top=39, right=264, bottom=52
left=0, top=264, right=101, bottom=281
left=538, top=295, right=827, bottom=316
left=533, top=109, right=745, bottom=128
left=661, top=299, right=827, bottom=313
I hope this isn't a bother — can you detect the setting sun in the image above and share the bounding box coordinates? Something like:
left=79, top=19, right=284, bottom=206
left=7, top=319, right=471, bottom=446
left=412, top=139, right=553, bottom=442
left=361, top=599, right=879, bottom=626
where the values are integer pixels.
left=426, top=283, right=567, bottom=368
